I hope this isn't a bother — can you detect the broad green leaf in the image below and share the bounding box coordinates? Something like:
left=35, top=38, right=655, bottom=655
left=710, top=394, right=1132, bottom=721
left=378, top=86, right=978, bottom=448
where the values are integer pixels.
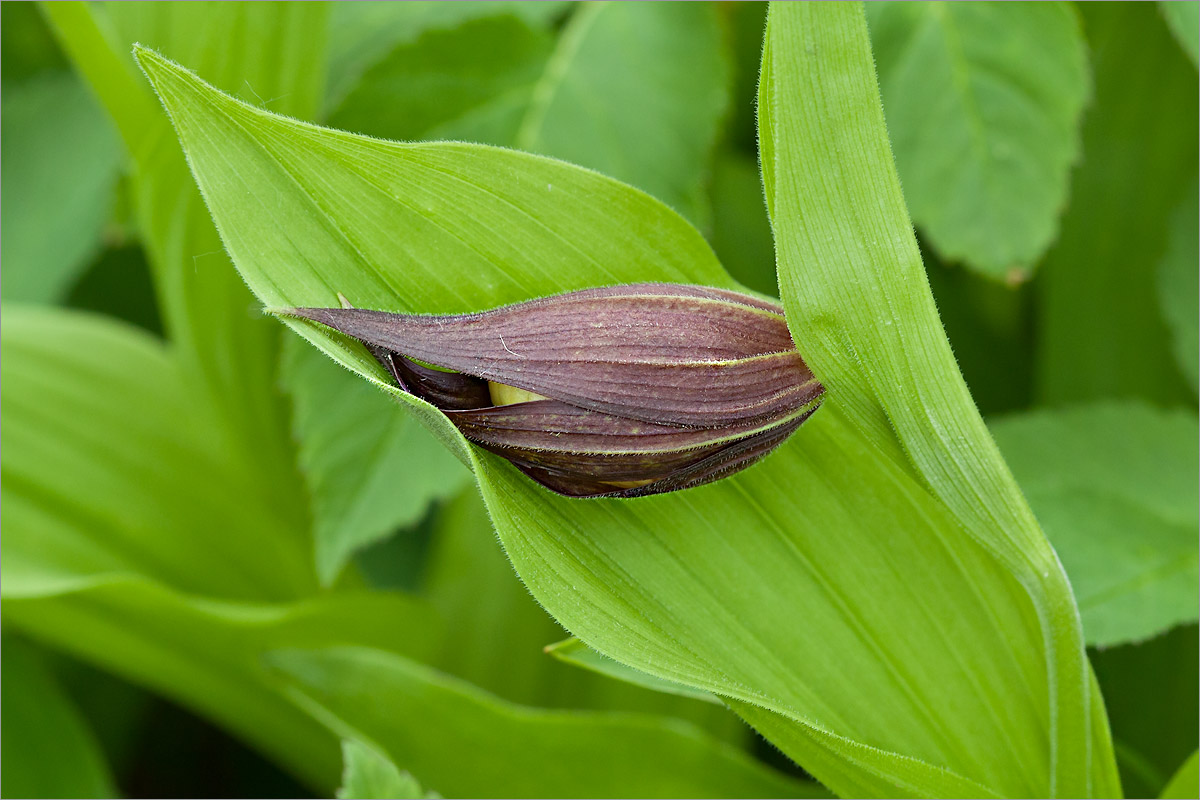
left=1161, top=751, right=1200, bottom=799
left=1, top=636, right=117, bottom=799
left=325, top=1, right=567, bottom=113
left=515, top=3, right=730, bottom=225
left=760, top=3, right=1113, bottom=795
left=1161, top=1, right=1200, bottom=68
left=337, top=739, right=439, bottom=800
left=1035, top=2, right=1198, bottom=407
left=137, top=43, right=1105, bottom=797
left=709, top=152, right=779, bottom=298
left=866, top=2, right=1088, bottom=281
left=269, top=646, right=815, bottom=799
left=329, top=14, right=554, bottom=145
left=281, top=338, right=471, bottom=585
left=1157, top=179, right=1200, bottom=393
left=43, top=1, right=326, bottom=506
left=0, top=304, right=436, bottom=791
left=421, top=490, right=741, bottom=743
left=991, top=403, right=1200, bottom=646
left=4, top=578, right=437, bottom=793
left=1093, top=624, right=1199, bottom=798
left=1, top=71, right=122, bottom=303
left=1, top=305, right=312, bottom=601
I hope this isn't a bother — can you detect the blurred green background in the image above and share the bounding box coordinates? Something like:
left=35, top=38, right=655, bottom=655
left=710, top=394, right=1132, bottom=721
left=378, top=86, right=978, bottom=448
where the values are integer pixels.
left=2, top=2, right=1196, bottom=797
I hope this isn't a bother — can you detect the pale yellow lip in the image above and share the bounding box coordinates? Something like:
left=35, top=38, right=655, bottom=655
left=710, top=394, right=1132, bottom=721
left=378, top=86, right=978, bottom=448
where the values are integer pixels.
left=488, top=381, right=548, bottom=407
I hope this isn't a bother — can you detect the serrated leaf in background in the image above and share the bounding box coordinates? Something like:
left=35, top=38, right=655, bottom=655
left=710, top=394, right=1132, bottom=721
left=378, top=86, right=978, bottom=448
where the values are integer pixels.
left=1156, top=179, right=1200, bottom=394
left=991, top=402, right=1200, bottom=647
left=515, top=3, right=730, bottom=227
left=337, top=739, right=439, bottom=800
left=866, top=2, right=1089, bottom=282
left=1034, top=2, right=1198, bottom=407
left=329, top=14, right=553, bottom=145
left=282, top=338, right=471, bottom=585
left=324, top=1, right=567, bottom=113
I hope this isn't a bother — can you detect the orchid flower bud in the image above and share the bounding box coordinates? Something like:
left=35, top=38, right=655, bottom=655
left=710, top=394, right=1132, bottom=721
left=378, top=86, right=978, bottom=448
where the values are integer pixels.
left=286, top=284, right=823, bottom=498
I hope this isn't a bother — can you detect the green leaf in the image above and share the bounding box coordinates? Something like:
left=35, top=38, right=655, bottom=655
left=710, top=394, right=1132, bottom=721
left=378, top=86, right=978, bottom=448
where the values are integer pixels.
left=1, top=305, right=313, bottom=601
left=1161, top=1, right=1200, bottom=68
left=281, top=338, right=471, bottom=585
left=759, top=3, right=1112, bottom=795
left=43, top=1, right=327, bottom=503
left=991, top=402, right=1200, bottom=646
left=516, top=3, right=730, bottom=225
left=338, top=739, right=439, bottom=800
left=4, top=577, right=438, bottom=793
left=1093, top=624, right=1198, bottom=798
left=269, top=646, right=815, bottom=799
left=135, top=41, right=1111, bottom=797
left=421, top=490, right=741, bottom=743
left=1161, top=750, right=1200, bottom=799
left=1035, top=2, right=1198, bottom=407
left=1157, top=178, right=1200, bottom=394
left=1, top=71, right=122, bottom=303
left=0, top=304, right=436, bottom=792
left=866, top=2, right=1089, bottom=280
left=544, top=638, right=722, bottom=705
left=325, top=1, right=566, bottom=113
left=329, top=14, right=554, bottom=145
left=1, top=636, right=117, bottom=799
left=708, top=152, right=779, bottom=298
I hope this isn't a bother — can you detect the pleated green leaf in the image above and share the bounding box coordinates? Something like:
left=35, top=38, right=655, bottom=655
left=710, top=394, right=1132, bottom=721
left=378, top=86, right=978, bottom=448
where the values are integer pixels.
left=135, top=32, right=1113, bottom=796
left=269, top=646, right=814, bottom=799
left=866, top=2, right=1089, bottom=280
left=759, top=3, right=1115, bottom=795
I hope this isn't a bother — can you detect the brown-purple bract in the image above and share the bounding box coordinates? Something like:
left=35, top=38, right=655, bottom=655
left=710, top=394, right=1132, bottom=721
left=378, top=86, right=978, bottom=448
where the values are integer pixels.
left=285, top=283, right=823, bottom=498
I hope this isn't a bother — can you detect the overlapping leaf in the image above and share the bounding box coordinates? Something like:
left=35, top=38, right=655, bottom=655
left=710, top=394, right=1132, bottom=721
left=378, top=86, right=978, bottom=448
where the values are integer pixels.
left=282, top=339, right=471, bottom=585
left=760, top=3, right=1114, bottom=794
left=270, top=646, right=815, bottom=799
left=133, top=40, right=1106, bottom=796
